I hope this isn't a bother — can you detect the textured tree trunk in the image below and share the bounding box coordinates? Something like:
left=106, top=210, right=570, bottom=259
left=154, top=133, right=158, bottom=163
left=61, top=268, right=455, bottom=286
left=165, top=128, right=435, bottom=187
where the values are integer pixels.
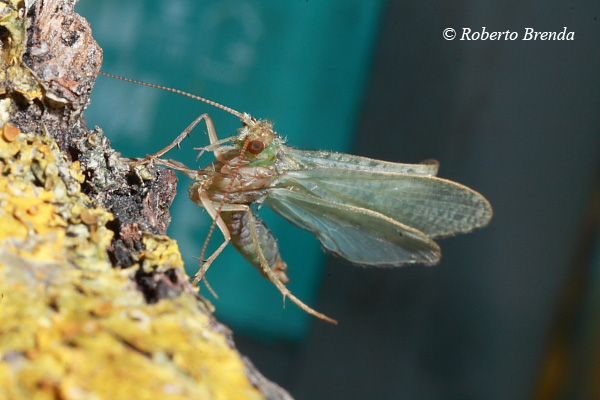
left=0, top=1, right=291, bottom=398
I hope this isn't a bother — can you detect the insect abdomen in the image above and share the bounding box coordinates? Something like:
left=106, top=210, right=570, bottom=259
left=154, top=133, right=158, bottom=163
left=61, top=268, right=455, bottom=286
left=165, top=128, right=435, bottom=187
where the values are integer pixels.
left=221, top=211, right=289, bottom=283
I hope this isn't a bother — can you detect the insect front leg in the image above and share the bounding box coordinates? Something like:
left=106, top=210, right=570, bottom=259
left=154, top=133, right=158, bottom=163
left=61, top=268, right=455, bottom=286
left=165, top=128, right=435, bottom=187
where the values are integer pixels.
left=131, top=113, right=227, bottom=167
left=244, top=207, right=338, bottom=324
left=193, top=136, right=235, bottom=161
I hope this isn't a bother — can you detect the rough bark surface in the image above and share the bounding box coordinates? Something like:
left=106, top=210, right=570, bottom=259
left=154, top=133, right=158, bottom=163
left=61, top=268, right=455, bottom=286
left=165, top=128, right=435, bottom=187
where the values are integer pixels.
left=0, top=1, right=292, bottom=399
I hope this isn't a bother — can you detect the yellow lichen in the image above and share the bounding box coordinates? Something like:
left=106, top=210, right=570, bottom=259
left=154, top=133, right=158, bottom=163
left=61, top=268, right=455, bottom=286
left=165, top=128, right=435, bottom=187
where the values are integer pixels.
left=0, top=120, right=20, bottom=159
left=140, top=233, right=185, bottom=273
left=0, top=130, right=264, bottom=399
left=0, top=98, right=11, bottom=123
left=2, top=122, right=19, bottom=141
left=0, top=3, right=44, bottom=102
left=69, top=160, right=86, bottom=184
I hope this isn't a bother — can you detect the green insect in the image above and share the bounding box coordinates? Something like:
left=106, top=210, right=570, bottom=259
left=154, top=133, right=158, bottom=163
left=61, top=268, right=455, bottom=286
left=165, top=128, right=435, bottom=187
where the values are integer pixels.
left=101, top=72, right=493, bottom=324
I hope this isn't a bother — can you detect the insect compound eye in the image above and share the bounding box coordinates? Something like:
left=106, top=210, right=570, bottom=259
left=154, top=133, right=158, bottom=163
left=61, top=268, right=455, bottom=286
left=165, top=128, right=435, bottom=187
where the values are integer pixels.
left=248, top=140, right=265, bottom=155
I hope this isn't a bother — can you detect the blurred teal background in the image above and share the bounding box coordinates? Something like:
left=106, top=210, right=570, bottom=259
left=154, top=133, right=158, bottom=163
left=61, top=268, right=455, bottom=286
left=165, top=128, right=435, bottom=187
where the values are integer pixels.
left=76, top=0, right=384, bottom=340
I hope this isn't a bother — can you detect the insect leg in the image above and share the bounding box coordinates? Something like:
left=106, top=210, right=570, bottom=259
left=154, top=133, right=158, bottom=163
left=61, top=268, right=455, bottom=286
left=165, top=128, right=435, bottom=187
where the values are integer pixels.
left=193, top=136, right=235, bottom=161
left=245, top=207, right=337, bottom=324
left=191, top=190, right=246, bottom=286
left=220, top=209, right=289, bottom=283
left=131, top=113, right=228, bottom=166
left=194, top=137, right=252, bottom=285
left=200, top=113, right=229, bottom=164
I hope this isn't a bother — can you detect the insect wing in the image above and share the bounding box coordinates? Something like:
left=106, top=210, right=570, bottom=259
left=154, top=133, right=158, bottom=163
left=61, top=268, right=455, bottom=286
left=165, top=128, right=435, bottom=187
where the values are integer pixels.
left=275, top=165, right=492, bottom=238
left=284, top=148, right=440, bottom=176
left=263, top=188, right=441, bottom=266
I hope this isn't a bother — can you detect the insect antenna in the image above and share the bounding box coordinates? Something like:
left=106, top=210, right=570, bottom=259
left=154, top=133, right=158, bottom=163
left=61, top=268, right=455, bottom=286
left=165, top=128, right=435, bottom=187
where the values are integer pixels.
left=99, top=72, right=245, bottom=119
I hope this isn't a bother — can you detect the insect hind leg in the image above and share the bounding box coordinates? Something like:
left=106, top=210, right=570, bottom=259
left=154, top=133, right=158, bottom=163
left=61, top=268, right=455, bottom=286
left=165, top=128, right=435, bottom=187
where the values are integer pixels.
left=245, top=207, right=337, bottom=324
